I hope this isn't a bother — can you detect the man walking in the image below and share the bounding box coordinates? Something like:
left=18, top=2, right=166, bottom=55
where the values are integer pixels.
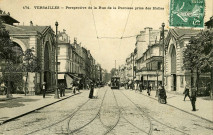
left=183, top=85, right=190, bottom=101
left=139, top=82, right=143, bottom=93
left=191, top=88, right=197, bottom=111
left=147, top=84, right=151, bottom=96
left=42, top=82, right=46, bottom=98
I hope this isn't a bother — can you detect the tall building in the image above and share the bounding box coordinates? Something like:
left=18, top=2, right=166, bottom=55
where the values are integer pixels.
left=135, top=27, right=168, bottom=88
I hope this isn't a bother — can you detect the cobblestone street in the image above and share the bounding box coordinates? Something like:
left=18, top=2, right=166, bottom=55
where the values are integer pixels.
left=0, top=86, right=212, bottom=135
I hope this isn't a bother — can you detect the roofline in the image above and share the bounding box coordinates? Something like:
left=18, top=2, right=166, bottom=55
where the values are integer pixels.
left=0, top=14, right=20, bottom=23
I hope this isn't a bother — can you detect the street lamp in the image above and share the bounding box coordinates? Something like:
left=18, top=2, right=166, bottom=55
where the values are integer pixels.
left=156, top=70, right=159, bottom=90
left=54, top=21, right=59, bottom=99
left=162, top=22, right=165, bottom=87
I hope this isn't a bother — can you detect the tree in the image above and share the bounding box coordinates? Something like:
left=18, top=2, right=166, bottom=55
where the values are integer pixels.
left=198, top=30, right=213, bottom=99
left=183, top=36, right=202, bottom=89
left=22, top=48, right=40, bottom=95
left=183, top=30, right=213, bottom=98
left=0, top=21, right=15, bottom=98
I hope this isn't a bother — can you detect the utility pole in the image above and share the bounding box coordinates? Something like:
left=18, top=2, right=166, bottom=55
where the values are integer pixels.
left=54, top=21, right=59, bottom=99
left=162, top=22, right=165, bottom=87
left=132, top=53, right=135, bottom=80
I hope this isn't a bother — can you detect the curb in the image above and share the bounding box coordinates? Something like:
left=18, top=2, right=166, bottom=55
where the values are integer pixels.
left=0, top=92, right=81, bottom=125
left=0, top=97, right=20, bottom=101
left=133, top=91, right=213, bottom=123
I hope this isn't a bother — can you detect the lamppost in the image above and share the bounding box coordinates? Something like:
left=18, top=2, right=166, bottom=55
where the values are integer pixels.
left=54, top=21, right=59, bottom=99
left=156, top=70, right=159, bottom=90
left=162, top=22, right=165, bottom=87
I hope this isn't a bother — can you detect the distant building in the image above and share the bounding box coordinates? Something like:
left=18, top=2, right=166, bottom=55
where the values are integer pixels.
left=135, top=27, right=168, bottom=88
left=136, top=43, right=163, bottom=89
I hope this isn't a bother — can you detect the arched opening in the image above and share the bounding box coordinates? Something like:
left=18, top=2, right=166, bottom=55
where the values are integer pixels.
left=4, top=42, right=24, bottom=94
left=11, top=42, right=24, bottom=64
left=44, top=42, right=52, bottom=91
left=170, top=45, right=176, bottom=91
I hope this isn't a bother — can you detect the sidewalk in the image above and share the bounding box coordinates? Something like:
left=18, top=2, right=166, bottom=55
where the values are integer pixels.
left=137, top=89, right=213, bottom=122
left=0, top=89, right=80, bottom=124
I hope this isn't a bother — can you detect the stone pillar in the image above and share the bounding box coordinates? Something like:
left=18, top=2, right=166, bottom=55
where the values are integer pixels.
left=27, top=72, right=36, bottom=95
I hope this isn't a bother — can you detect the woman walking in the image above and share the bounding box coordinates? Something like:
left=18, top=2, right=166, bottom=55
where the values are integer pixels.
left=93, top=87, right=98, bottom=98
left=89, top=82, right=94, bottom=99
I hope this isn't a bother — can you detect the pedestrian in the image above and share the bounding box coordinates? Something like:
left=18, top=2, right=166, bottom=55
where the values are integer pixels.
left=134, top=82, right=137, bottom=92
left=87, top=84, right=90, bottom=90
left=89, top=82, right=94, bottom=99
left=190, top=88, right=197, bottom=111
left=147, top=84, right=151, bottom=96
left=139, top=82, right=142, bottom=93
left=183, top=85, right=190, bottom=101
left=62, top=83, right=65, bottom=96
left=93, top=86, right=98, bottom=98
left=77, top=80, right=80, bottom=93
left=72, top=81, right=77, bottom=95
left=42, top=82, right=46, bottom=98
left=59, top=83, right=65, bottom=97
left=1, top=82, right=6, bottom=95
left=59, top=83, right=63, bottom=97
left=158, top=85, right=167, bottom=104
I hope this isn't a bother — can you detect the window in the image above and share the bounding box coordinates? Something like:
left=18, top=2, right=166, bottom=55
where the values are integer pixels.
left=158, top=62, right=161, bottom=70
left=57, top=62, right=60, bottom=72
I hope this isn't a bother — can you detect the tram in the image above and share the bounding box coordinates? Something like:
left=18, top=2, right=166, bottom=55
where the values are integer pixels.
left=111, top=77, right=120, bottom=89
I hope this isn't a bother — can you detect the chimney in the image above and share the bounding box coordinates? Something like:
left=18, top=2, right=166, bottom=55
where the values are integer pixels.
left=30, top=21, right=33, bottom=26
left=74, top=37, right=77, bottom=44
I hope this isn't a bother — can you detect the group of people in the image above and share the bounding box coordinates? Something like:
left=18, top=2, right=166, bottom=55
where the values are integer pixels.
left=88, top=82, right=99, bottom=99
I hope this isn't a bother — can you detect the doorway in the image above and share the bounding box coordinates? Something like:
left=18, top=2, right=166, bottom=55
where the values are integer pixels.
left=172, top=74, right=176, bottom=91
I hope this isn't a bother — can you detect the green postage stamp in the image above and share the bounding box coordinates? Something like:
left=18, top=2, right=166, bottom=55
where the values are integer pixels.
left=170, top=0, right=205, bottom=28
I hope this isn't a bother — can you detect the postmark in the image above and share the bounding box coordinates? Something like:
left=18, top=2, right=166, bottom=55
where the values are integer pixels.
left=169, top=0, right=205, bottom=28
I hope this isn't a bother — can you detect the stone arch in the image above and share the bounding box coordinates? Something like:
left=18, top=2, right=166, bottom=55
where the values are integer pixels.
left=43, top=41, right=53, bottom=91
left=11, top=42, right=24, bottom=64
left=11, top=38, right=27, bottom=52
left=170, top=44, right=176, bottom=74
left=168, top=43, right=177, bottom=91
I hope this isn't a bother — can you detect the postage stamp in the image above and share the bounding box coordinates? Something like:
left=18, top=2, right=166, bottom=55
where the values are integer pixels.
left=169, top=0, right=205, bottom=28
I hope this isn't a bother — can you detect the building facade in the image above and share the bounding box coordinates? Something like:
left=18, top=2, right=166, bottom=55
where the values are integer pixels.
left=164, top=29, right=200, bottom=92
left=1, top=13, right=56, bottom=94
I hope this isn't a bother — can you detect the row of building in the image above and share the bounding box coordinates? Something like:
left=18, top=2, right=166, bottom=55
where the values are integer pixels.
left=118, top=18, right=212, bottom=93
left=57, top=30, right=107, bottom=89
left=0, top=10, right=106, bottom=95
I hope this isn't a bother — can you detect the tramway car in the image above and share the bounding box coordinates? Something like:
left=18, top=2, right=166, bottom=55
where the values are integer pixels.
left=111, top=77, right=120, bottom=89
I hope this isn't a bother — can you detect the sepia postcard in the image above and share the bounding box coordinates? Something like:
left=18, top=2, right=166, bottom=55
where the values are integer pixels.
left=0, top=0, right=212, bottom=134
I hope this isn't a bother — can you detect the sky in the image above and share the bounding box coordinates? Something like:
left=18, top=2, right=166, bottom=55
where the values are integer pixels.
left=0, top=0, right=212, bottom=72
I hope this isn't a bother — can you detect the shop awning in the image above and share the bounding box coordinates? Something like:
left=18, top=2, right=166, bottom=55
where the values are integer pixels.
left=65, top=74, right=73, bottom=88
left=67, top=73, right=81, bottom=80
left=58, top=74, right=65, bottom=79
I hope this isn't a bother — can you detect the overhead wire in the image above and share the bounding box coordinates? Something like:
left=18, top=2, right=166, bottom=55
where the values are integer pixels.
left=90, top=0, right=135, bottom=53
left=120, top=0, right=134, bottom=39
left=119, top=0, right=134, bottom=50
left=97, top=34, right=137, bottom=39
left=90, top=0, right=100, bottom=50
